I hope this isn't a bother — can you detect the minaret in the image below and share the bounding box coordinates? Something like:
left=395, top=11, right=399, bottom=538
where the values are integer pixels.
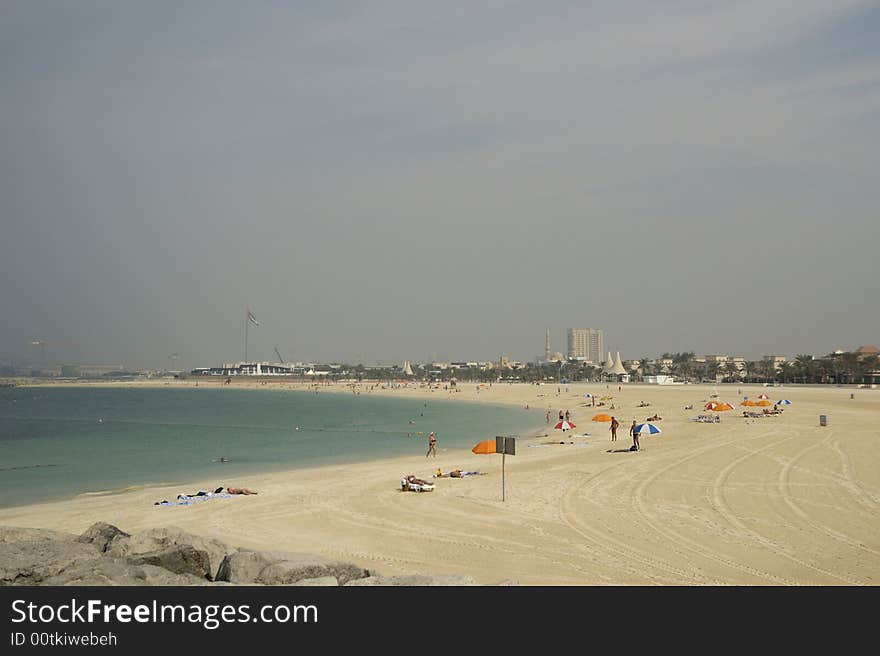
left=545, top=329, right=551, bottom=361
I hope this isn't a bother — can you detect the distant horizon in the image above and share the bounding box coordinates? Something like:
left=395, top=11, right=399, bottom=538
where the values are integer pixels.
left=3, top=340, right=875, bottom=373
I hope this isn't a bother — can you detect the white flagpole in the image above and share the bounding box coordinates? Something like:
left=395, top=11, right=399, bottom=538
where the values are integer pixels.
left=245, top=307, right=248, bottom=363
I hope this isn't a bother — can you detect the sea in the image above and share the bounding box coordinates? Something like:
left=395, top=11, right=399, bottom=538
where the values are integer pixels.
left=0, top=386, right=541, bottom=508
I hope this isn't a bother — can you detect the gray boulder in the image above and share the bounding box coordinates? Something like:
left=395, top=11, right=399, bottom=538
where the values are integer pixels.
left=345, top=574, right=476, bottom=586
left=216, top=550, right=368, bottom=586
left=76, top=522, right=130, bottom=553
left=294, top=576, right=339, bottom=586
left=42, top=560, right=209, bottom=586
left=0, top=526, right=103, bottom=586
left=124, top=544, right=214, bottom=580
left=105, top=526, right=235, bottom=581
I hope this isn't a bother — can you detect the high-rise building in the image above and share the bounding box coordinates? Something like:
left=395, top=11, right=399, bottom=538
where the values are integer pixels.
left=567, top=328, right=604, bottom=363
left=545, top=329, right=551, bottom=361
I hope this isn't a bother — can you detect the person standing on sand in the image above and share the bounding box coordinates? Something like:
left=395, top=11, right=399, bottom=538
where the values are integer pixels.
left=610, top=416, right=619, bottom=441
left=629, top=420, right=639, bottom=451
left=426, top=431, right=437, bottom=457
left=546, top=409, right=551, bottom=424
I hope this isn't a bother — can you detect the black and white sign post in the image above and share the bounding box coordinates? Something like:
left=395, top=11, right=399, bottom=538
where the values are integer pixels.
left=495, top=436, right=516, bottom=501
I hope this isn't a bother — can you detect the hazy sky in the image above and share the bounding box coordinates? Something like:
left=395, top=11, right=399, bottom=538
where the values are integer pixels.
left=2, top=1, right=879, bottom=369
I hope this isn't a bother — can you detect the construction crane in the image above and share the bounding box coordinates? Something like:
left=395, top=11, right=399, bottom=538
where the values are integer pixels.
left=274, top=347, right=285, bottom=364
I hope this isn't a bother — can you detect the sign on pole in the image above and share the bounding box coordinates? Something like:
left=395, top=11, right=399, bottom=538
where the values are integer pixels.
left=496, top=436, right=516, bottom=501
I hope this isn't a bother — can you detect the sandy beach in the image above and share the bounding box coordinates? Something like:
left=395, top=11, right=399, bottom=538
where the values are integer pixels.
left=2, top=380, right=878, bottom=585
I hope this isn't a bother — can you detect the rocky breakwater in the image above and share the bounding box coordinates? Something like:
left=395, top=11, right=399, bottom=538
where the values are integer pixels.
left=0, top=523, right=477, bottom=586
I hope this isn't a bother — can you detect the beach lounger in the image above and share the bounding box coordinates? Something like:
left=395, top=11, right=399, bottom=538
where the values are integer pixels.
left=401, top=478, right=435, bottom=492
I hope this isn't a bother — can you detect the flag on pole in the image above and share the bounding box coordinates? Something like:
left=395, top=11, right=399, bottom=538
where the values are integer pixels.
left=247, top=308, right=260, bottom=326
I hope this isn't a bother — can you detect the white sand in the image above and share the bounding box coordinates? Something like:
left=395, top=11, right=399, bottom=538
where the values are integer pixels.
left=2, top=380, right=879, bottom=585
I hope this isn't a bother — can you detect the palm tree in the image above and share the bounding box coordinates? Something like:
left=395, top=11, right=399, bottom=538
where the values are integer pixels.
left=723, top=361, right=739, bottom=382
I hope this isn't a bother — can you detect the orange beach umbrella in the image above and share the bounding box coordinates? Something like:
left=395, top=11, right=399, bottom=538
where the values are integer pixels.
left=742, top=400, right=758, bottom=407
left=756, top=399, right=773, bottom=407
left=471, top=439, right=497, bottom=454
left=592, top=413, right=613, bottom=422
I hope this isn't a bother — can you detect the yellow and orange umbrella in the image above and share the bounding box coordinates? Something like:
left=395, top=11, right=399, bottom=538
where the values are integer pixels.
left=707, top=401, right=734, bottom=411
left=592, top=413, right=613, bottom=422
left=756, top=399, right=773, bottom=407
left=742, top=400, right=758, bottom=407
left=472, top=439, right=497, bottom=454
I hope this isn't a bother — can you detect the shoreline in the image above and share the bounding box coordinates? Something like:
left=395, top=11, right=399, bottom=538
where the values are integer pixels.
left=2, top=382, right=878, bottom=584
left=0, top=383, right=547, bottom=510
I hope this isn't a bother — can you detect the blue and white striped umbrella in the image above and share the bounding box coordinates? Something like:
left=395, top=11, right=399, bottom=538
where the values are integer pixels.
left=776, top=399, right=792, bottom=405
left=634, top=422, right=662, bottom=435
left=584, top=393, right=593, bottom=398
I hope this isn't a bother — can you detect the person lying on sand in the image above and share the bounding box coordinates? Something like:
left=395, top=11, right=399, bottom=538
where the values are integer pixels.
left=224, top=486, right=258, bottom=495
left=405, top=474, right=430, bottom=486
left=434, top=469, right=486, bottom=478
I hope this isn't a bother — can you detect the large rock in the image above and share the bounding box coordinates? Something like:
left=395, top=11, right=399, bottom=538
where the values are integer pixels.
left=295, top=576, right=339, bottom=586
left=42, top=560, right=209, bottom=586
left=0, top=526, right=103, bottom=586
left=345, top=574, right=476, bottom=586
left=76, top=522, right=130, bottom=553
left=216, top=550, right=368, bottom=586
left=105, top=526, right=235, bottom=581
left=124, top=544, right=214, bottom=580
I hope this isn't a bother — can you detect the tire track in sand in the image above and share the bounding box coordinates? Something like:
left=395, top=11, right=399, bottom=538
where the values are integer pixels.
left=631, top=429, right=796, bottom=584
left=709, top=427, right=860, bottom=585
left=560, top=457, right=717, bottom=584
left=778, top=430, right=880, bottom=569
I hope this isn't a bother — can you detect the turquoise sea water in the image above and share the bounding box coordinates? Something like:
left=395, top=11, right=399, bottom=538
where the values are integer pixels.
left=0, top=387, right=540, bottom=508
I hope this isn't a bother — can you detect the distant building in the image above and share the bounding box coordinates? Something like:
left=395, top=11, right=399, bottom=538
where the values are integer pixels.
left=71, top=364, right=127, bottom=377
left=856, top=345, right=879, bottom=358
left=763, top=355, right=787, bottom=370
left=191, top=362, right=310, bottom=376
left=644, top=375, right=678, bottom=385
left=567, top=328, right=604, bottom=363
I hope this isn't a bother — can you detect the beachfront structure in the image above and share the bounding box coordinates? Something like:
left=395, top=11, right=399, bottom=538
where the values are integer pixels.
left=567, top=328, right=604, bottom=363
left=644, top=375, right=678, bottom=385
left=545, top=329, right=551, bottom=361
left=191, top=362, right=313, bottom=376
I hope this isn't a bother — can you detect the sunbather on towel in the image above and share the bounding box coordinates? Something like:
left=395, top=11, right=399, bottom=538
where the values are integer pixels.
left=224, top=486, right=258, bottom=495
left=405, top=474, right=430, bottom=486
left=435, top=469, right=485, bottom=478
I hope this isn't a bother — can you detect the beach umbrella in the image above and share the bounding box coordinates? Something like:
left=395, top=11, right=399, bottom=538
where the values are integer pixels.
left=757, top=393, right=770, bottom=399
left=705, top=401, right=721, bottom=410
left=592, top=413, right=613, bottom=422
left=742, top=400, right=758, bottom=407
left=554, top=420, right=576, bottom=431
left=472, top=436, right=516, bottom=502
left=776, top=399, right=792, bottom=405
left=634, top=422, right=662, bottom=435
left=756, top=399, right=773, bottom=407
left=472, top=439, right=497, bottom=454
left=583, top=393, right=593, bottom=398
left=715, top=403, right=735, bottom=411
